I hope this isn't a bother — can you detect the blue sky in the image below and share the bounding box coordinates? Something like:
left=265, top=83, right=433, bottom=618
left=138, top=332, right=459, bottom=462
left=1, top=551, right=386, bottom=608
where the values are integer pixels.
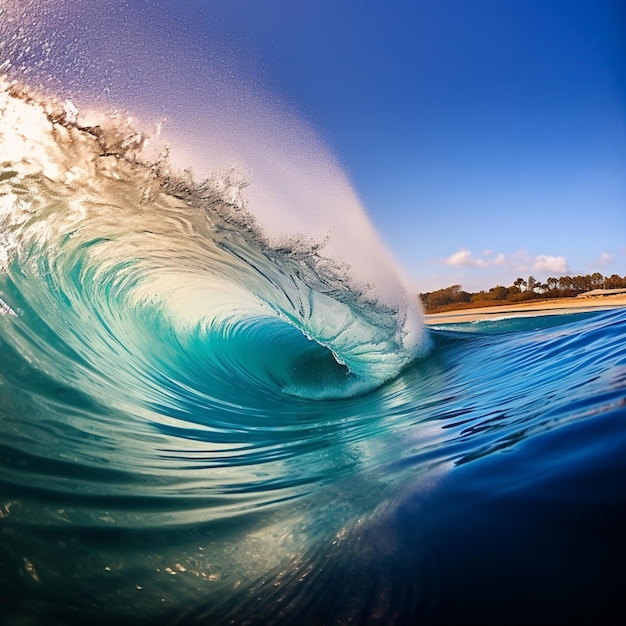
left=8, top=0, right=624, bottom=293
left=168, top=0, right=625, bottom=292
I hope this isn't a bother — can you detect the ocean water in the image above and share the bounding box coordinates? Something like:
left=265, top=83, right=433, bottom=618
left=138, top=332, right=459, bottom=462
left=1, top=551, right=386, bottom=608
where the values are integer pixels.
left=1, top=82, right=626, bottom=626
left=1, top=9, right=626, bottom=623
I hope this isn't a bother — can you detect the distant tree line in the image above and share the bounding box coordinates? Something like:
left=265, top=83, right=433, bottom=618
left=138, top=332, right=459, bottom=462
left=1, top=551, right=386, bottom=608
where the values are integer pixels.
left=420, top=273, right=626, bottom=312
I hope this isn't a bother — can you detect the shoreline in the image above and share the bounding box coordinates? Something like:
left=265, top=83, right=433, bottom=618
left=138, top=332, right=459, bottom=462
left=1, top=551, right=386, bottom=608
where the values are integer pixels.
left=424, top=294, right=626, bottom=325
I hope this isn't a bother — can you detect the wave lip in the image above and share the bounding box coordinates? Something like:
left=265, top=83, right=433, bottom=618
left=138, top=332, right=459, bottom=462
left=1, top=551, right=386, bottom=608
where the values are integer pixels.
left=0, top=79, right=428, bottom=400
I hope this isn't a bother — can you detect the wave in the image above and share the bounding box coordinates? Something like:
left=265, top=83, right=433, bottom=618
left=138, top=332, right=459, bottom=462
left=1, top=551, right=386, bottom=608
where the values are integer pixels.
left=0, top=79, right=431, bottom=531
left=0, top=79, right=428, bottom=402
left=2, top=4, right=626, bottom=623
left=2, top=82, right=626, bottom=617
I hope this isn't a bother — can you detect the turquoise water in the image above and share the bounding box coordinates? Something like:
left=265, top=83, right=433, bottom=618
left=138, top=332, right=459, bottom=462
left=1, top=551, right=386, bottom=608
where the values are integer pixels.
left=1, top=86, right=626, bottom=625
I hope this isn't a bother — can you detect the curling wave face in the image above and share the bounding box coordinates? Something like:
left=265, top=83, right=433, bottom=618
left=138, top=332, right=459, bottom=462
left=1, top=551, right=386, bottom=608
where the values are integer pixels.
left=0, top=80, right=429, bottom=526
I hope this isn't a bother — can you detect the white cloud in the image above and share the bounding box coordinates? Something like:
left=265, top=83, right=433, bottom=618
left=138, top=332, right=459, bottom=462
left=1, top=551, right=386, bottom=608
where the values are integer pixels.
left=445, top=249, right=485, bottom=267
left=532, top=255, right=569, bottom=273
left=597, top=252, right=613, bottom=267
left=444, top=249, right=569, bottom=274
left=444, top=249, right=504, bottom=268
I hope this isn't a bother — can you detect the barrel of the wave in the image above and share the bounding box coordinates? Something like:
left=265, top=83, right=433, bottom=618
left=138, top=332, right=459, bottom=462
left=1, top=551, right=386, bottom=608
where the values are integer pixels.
left=243, top=240, right=430, bottom=398
left=285, top=278, right=429, bottom=397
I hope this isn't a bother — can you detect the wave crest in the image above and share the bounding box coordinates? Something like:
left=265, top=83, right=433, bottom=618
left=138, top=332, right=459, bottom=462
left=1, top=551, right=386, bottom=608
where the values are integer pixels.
left=0, top=79, right=428, bottom=410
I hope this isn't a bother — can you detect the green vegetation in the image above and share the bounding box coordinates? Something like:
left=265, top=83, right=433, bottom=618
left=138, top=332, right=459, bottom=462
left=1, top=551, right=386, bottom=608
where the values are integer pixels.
left=420, top=273, right=626, bottom=313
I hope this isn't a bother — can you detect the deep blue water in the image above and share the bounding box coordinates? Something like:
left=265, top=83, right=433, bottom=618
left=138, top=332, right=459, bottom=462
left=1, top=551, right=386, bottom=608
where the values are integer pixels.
left=1, top=298, right=625, bottom=625
left=1, top=75, right=626, bottom=626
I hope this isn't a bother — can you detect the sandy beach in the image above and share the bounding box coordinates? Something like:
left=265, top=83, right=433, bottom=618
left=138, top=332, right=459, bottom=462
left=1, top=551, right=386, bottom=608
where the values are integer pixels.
left=424, top=293, right=626, bottom=325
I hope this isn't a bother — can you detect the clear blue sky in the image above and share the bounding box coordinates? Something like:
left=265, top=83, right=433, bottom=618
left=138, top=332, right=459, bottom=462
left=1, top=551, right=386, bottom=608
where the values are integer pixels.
left=11, top=0, right=624, bottom=293
left=168, top=0, right=625, bottom=293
